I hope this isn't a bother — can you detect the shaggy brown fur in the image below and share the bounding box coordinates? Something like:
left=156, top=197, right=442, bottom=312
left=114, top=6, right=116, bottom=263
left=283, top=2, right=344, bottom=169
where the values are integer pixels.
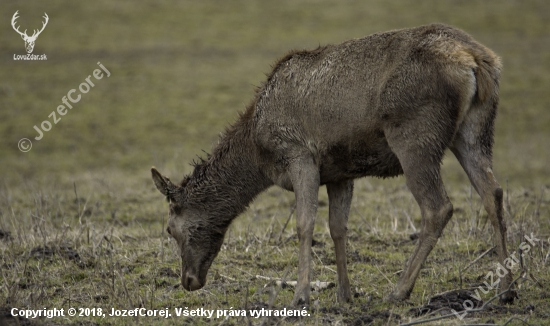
left=152, top=23, right=514, bottom=306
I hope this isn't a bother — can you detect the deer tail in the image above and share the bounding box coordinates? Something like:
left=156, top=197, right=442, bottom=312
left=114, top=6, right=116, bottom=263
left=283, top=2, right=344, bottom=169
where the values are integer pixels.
left=470, top=45, right=502, bottom=104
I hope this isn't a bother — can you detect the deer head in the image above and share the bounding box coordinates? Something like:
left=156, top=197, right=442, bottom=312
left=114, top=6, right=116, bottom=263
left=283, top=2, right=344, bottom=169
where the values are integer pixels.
left=12, top=11, right=49, bottom=54
left=151, top=167, right=228, bottom=291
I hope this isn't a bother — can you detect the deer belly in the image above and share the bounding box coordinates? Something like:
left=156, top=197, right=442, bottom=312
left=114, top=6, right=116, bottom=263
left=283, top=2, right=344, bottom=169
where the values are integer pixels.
left=319, top=143, right=403, bottom=183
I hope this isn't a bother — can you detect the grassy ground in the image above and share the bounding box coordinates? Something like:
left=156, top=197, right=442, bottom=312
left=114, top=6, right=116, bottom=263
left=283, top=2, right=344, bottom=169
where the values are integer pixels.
left=1, top=0, right=549, bottom=325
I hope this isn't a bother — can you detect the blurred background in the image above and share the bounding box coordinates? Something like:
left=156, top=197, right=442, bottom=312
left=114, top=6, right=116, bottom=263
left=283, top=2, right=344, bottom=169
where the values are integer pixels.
left=1, top=2, right=549, bottom=323
left=1, top=0, right=549, bottom=187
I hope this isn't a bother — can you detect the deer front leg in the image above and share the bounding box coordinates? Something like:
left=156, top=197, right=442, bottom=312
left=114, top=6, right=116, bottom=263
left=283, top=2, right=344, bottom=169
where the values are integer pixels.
left=289, top=156, right=320, bottom=306
left=327, top=180, right=353, bottom=303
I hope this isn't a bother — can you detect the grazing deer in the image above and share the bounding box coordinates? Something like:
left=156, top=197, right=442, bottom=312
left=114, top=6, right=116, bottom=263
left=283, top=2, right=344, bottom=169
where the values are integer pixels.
left=152, top=23, right=515, bottom=306
left=11, top=11, right=49, bottom=53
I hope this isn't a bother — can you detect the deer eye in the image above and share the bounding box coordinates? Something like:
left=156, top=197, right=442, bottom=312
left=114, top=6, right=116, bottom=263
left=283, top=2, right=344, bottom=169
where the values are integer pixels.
left=166, top=227, right=172, bottom=235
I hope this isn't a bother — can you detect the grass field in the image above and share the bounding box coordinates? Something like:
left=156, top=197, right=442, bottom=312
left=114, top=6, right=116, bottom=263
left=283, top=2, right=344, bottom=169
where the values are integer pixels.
left=1, top=1, right=549, bottom=325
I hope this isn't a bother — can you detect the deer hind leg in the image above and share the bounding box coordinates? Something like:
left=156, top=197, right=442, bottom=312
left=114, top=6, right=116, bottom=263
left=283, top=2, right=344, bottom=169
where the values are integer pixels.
left=451, top=106, right=516, bottom=304
left=327, top=179, right=354, bottom=303
left=288, top=154, right=320, bottom=306
left=385, top=157, right=453, bottom=302
left=383, top=113, right=455, bottom=302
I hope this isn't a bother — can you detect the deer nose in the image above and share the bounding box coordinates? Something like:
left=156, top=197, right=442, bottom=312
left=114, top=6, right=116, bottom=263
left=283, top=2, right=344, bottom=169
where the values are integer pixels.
left=182, top=273, right=202, bottom=291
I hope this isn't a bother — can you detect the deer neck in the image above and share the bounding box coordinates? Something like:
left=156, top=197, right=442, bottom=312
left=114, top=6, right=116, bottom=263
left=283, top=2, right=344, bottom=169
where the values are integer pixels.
left=185, top=118, right=271, bottom=223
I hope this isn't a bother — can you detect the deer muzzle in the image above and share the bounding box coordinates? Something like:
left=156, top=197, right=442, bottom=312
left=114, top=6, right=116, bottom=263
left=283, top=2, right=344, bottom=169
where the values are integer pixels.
left=182, top=271, right=203, bottom=291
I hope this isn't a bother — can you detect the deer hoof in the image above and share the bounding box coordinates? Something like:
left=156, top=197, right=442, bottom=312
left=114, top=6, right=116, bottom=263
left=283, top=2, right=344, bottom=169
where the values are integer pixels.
left=337, top=288, right=352, bottom=303
left=291, top=291, right=310, bottom=307
left=498, top=290, right=518, bottom=305
left=384, top=290, right=410, bottom=303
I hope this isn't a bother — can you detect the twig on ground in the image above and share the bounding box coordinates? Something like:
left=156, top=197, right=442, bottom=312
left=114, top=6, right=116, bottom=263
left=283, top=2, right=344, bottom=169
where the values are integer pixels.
left=503, top=316, right=533, bottom=325
left=375, top=265, right=395, bottom=286
left=255, top=275, right=334, bottom=290
left=461, top=246, right=496, bottom=273
left=220, top=274, right=236, bottom=282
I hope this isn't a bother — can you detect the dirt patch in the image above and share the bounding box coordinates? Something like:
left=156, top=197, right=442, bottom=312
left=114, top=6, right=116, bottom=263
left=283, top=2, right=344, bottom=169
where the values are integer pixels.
left=473, top=247, right=497, bottom=256
left=350, top=310, right=401, bottom=325
left=158, top=267, right=179, bottom=278
left=70, top=321, right=103, bottom=326
left=483, top=304, right=533, bottom=315
left=0, top=229, right=12, bottom=241
left=349, top=250, right=381, bottom=264
left=246, top=301, right=270, bottom=310
left=59, top=245, right=81, bottom=262
left=408, top=289, right=482, bottom=317
left=94, top=295, right=109, bottom=303
left=29, top=244, right=93, bottom=268
left=311, top=238, right=326, bottom=247
left=155, top=279, right=170, bottom=287
left=0, top=306, right=34, bottom=326
left=408, top=289, right=533, bottom=320
left=317, top=249, right=381, bottom=265
left=317, top=306, right=347, bottom=315
left=2, top=263, right=15, bottom=270
left=30, top=246, right=55, bottom=258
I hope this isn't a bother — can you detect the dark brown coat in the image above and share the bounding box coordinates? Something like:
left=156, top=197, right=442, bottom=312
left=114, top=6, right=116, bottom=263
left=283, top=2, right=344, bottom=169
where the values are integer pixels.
left=152, top=23, right=514, bottom=305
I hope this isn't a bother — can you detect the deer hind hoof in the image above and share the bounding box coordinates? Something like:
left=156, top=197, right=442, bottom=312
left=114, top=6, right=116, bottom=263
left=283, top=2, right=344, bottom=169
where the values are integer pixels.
left=337, top=295, right=351, bottom=304
left=383, top=290, right=410, bottom=303
left=498, top=290, right=518, bottom=305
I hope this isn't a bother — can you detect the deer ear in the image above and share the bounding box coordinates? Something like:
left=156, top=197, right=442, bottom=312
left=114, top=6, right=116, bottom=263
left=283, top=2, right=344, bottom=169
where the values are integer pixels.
left=151, top=167, right=176, bottom=197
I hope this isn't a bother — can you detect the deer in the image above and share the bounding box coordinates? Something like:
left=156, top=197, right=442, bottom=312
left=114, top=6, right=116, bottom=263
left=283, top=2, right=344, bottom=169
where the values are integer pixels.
left=11, top=11, right=49, bottom=54
left=152, top=23, right=516, bottom=306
